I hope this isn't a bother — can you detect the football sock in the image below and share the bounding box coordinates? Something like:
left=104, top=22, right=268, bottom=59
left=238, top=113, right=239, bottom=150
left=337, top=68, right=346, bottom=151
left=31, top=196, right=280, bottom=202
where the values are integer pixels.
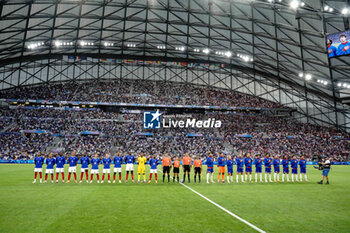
left=249, top=174, right=252, bottom=181
left=217, top=174, right=220, bottom=181
left=126, top=173, right=129, bottom=180
left=177, top=176, right=179, bottom=182
left=282, top=174, right=285, bottom=182
left=39, top=172, right=42, bottom=179
left=74, top=173, right=77, bottom=181
left=199, top=175, right=201, bottom=183
left=260, top=173, right=262, bottom=182
left=194, top=175, right=196, bottom=182
left=90, top=174, right=93, bottom=181
left=131, top=173, right=134, bottom=180
left=56, top=173, right=58, bottom=181
left=221, top=174, right=224, bottom=181
left=119, top=174, right=121, bottom=181
left=45, top=174, right=48, bottom=181
left=138, top=174, right=141, bottom=181
left=51, top=174, right=54, bottom=181
left=155, top=173, right=157, bottom=181
left=168, top=175, right=170, bottom=182
left=108, top=174, right=110, bottom=181
left=102, top=174, right=105, bottom=181
left=113, top=174, right=116, bottom=181
left=80, top=173, right=84, bottom=181
left=304, top=174, right=308, bottom=180
left=96, top=174, right=99, bottom=181
left=241, top=174, right=244, bottom=182
left=68, top=173, right=71, bottom=181
left=85, top=171, right=89, bottom=180
left=163, top=174, right=165, bottom=182
left=245, top=174, right=247, bottom=181
left=188, top=174, right=190, bottom=182
left=183, top=174, right=186, bottom=182
left=255, top=173, right=257, bottom=182
left=62, top=173, right=65, bottom=181
left=236, top=174, right=239, bottom=183
left=149, top=174, right=152, bottom=181
left=207, top=173, right=210, bottom=182
left=265, top=174, right=267, bottom=182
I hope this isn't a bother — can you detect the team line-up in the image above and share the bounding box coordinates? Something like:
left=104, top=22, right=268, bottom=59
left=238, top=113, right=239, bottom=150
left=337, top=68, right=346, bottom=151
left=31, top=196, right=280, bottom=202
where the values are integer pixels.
left=32, top=152, right=310, bottom=184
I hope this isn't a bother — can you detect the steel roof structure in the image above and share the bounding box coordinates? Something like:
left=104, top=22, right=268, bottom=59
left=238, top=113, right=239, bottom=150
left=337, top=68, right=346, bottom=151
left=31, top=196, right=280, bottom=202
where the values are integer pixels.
left=0, top=0, right=349, bottom=130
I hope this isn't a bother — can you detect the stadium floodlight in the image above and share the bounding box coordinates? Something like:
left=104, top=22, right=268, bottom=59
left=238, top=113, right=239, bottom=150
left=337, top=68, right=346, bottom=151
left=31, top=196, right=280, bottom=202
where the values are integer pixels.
left=250, top=58, right=254, bottom=62
left=324, top=81, right=328, bottom=85
left=341, top=8, right=349, bottom=15
left=300, top=2, right=304, bottom=7
left=290, top=0, right=300, bottom=9
left=55, top=41, right=60, bottom=47
left=298, top=73, right=304, bottom=78
left=324, top=6, right=329, bottom=11
left=343, top=83, right=347, bottom=87
left=337, top=83, right=342, bottom=87
left=203, top=48, right=210, bottom=54
left=305, top=74, right=312, bottom=80
left=243, top=56, right=250, bottom=62
left=225, top=51, right=232, bottom=58
left=80, top=41, right=86, bottom=46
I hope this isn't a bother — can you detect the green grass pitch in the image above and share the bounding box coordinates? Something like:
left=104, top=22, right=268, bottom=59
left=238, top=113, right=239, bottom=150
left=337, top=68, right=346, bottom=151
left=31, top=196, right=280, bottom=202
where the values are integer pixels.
left=0, top=164, right=349, bottom=233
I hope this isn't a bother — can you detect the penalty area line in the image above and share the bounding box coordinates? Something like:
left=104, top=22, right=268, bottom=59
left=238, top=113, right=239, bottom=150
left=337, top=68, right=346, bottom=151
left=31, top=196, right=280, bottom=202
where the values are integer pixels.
left=158, top=169, right=266, bottom=233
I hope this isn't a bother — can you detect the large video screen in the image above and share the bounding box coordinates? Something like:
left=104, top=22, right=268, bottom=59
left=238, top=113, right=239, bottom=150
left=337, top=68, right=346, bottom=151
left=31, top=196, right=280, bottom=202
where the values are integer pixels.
left=327, top=30, right=350, bottom=58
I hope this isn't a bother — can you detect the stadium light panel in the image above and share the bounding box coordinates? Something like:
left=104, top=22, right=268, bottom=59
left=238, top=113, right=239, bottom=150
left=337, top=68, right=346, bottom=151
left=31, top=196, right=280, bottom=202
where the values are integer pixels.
left=305, top=74, right=312, bottom=80
left=203, top=48, right=210, bottom=54
left=225, top=51, right=232, bottom=58
left=290, top=0, right=299, bottom=9
left=298, top=73, right=304, bottom=78
left=341, top=8, right=349, bottom=15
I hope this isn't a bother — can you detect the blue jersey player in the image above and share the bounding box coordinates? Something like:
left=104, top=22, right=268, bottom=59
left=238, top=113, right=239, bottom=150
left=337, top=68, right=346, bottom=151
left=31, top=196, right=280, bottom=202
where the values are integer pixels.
left=33, top=152, right=45, bottom=183
left=244, top=153, right=253, bottom=182
left=67, top=152, right=78, bottom=183
left=44, top=153, right=55, bottom=183
left=102, top=154, right=112, bottom=183
left=149, top=155, right=159, bottom=183
left=236, top=155, right=244, bottom=183
left=80, top=155, right=90, bottom=183
left=206, top=153, right=214, bottom=184
left=226, top=156, right=234, bottom=183
left=291, top=156, right=299, bottom=182
left=90, top=154, right=101, bottom=183
left=254, top=155, right=263, bottom=182
left=55, top=154, right=66, bottom=183
left=113, top=152, right=123, bottom=183
left=336, top=34, right=350, bottom=56
left=272, top=156, right=281, bottom=182
left=282, top=156, right=290, bottom=182
left=124, top=154, right=135, bottom=183
left=299, top=156, right=308, bottom=182
left=264, top=155, right=273, bottom=182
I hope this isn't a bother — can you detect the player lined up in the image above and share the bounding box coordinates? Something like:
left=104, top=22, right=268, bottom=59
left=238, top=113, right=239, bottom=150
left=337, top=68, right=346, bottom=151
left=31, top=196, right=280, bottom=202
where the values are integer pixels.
left=32, top=152, right=308, bottom=184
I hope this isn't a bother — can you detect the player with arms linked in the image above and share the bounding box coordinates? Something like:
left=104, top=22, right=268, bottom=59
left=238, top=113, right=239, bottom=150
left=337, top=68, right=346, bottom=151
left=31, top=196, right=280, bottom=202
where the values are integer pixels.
left=206, top=153, right=214, bottom=184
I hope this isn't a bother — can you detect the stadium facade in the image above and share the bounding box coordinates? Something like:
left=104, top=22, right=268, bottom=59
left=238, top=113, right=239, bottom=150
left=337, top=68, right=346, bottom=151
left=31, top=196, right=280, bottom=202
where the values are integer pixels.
left=0, top=0, right=349, bottom=131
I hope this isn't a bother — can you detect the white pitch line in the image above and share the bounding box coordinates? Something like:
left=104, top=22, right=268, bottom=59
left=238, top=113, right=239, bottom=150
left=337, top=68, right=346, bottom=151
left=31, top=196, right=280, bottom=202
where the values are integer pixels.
left=157, top=169, right=266, bottom=233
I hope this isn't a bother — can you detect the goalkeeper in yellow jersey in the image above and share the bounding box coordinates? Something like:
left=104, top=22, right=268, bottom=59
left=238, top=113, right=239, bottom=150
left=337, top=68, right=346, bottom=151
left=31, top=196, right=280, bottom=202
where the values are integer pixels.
left=137, top=153, right=147, bottom=183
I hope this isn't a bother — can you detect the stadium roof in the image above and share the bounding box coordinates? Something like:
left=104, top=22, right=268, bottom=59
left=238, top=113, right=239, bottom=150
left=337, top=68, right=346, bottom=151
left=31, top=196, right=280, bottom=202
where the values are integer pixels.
left=0, top=0, right=350, bottom=129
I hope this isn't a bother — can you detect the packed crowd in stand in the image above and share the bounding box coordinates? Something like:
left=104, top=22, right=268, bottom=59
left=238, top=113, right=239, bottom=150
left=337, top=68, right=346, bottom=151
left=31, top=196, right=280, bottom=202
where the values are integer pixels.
left=0, top=79, right=283, bottom=108
left=0, top=79, right=349, bottom=162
